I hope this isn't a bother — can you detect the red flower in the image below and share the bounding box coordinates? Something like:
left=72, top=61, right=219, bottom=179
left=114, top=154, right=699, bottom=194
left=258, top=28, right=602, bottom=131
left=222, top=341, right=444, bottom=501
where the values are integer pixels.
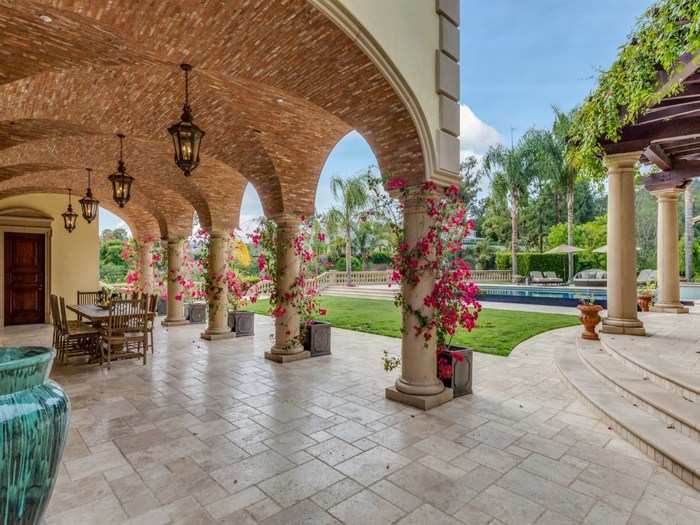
left=386, top=177, right=407, bottom=191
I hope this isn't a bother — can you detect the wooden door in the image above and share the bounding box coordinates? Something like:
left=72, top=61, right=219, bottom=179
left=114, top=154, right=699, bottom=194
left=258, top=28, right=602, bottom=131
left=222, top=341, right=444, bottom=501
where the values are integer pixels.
left=4, top=232, right=46, bottom=325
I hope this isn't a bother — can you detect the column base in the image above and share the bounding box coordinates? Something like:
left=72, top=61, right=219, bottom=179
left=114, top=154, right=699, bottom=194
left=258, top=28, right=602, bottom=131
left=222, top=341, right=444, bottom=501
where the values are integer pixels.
left=264, top=350, right=310, bottom=363
left=161, top=319, right=190, bottom=327
left=200, top=329, right=235, bottom=341
left=651, top=303, right=689, bottom=314
left=601, top=317, right=646, bottom=336
left=385, top=386, right=453, bottom=410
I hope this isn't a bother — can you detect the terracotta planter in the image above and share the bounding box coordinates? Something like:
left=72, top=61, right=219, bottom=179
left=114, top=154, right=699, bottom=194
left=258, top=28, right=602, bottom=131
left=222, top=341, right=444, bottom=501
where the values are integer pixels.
left=637, top=294, right=652, bottom=312
left=577, top=304, right=603, bottom=340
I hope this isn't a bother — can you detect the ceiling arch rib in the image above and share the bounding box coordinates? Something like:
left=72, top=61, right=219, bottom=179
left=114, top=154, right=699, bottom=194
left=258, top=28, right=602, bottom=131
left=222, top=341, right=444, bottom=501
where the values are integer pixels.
left=0, top=0, right=429, bottom=220
left=0, top=185, right=159, bottom=240
left=0, top=133, right=204, bottom=236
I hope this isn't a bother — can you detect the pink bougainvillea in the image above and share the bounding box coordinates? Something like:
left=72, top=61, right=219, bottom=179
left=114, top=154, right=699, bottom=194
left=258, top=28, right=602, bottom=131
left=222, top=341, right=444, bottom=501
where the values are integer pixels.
left=369, top=175, right=481, bottom=382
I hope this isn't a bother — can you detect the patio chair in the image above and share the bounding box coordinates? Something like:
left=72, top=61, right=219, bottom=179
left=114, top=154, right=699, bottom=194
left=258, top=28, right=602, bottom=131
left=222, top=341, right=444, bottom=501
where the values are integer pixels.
left=77, top=290, right=103, bottom=324
left=56, top=296, right=99, bottom=365
left=637, top=269, right=657, bottom=284
left=529, top=271, right=547, bottom=284
left=543, top=271, right=563, bottom=284
left=145, top=294, right=158, bottom=354
left=100, top=299, right=148, bottom=369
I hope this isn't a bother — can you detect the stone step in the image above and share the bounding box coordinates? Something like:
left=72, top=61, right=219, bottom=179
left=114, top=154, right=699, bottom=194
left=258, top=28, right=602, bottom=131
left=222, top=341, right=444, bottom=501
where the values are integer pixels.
left=600, top=333, right=700, bottom=402
left=555, top=345, right=700, bottom=491
left=578, top=338, right=700, bottom=442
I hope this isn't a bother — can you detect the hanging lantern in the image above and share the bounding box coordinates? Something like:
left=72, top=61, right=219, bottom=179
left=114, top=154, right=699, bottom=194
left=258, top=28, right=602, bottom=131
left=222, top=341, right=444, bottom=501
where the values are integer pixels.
left=168, top=63, right=205, bottom=176
left=108, top=133, right=134, bottom=208
left=79, top=168, right=99, bottom=223
left=62, top=189, right=78, bottom=233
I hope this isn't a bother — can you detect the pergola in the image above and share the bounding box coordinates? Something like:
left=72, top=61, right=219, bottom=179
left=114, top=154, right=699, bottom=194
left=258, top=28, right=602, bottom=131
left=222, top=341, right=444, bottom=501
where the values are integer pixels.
left=0, top=0, right=463, bottom=409
left=599, top=52, right=700, bottom=334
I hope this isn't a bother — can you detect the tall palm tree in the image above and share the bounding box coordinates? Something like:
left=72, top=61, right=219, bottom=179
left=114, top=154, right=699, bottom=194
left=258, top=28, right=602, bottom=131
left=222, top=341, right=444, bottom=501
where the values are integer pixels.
left=326, top=174, right=370, bottom=285
left=483, top=143, right=533, bottom=282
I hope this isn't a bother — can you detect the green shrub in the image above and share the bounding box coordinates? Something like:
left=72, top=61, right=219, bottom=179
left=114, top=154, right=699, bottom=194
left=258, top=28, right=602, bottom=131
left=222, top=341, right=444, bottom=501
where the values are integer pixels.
left=335, top=256, right=362, bottom=272
left=370, top=252, right=392, bottom=264
left=496, top=252, right=568, bottom=278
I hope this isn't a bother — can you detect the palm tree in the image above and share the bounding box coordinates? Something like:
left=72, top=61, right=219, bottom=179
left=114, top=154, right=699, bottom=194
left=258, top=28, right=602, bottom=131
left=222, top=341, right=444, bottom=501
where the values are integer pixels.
left=326, top=174, right=370, bottom=285
left=483, top=143, right=533, bottom=282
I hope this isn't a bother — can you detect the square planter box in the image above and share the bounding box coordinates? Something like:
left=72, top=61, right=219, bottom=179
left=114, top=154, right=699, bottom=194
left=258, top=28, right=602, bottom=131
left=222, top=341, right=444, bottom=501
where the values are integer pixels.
left=302, top=320, right=331, bottom=357
left=187, top=302, right=207, bottom=324
left=156, top=297, right=167, bottom=316
left=228, top=310, right=255, bottom=337
left=440, top=345, right=473, bottom=397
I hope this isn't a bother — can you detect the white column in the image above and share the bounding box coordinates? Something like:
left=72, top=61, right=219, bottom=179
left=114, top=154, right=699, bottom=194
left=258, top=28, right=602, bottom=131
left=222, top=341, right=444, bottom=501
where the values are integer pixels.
left=162, top=238, right=189, bottom=326
left=201, top=233, right=233, bottom=340
left=265, top=215, right=308, bottom=362
left=652, top=188, right=688, bottom=313
left=385, top=190, right=452, bottom=410
left=602, top=153, right=645, bottom=336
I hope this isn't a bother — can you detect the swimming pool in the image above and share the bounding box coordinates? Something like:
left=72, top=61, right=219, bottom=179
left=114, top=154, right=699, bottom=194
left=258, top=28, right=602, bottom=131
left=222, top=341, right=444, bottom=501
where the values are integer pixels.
left=476, top=283, right=699, bottom=307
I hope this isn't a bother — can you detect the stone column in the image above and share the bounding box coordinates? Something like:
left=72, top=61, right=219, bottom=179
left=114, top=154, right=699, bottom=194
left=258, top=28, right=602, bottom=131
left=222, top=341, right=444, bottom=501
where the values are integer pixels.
left=602, top=153, right=645, bottom=336
left=385, top=191, right=452, bottom=410
left=139, top=240, right=155, bottom=295
left=264, top=215, right=309, bottom=363
left=201, top=233, right=233, bottom=340
left=162, top=238, right=189, bottom=326
left=652, top=188, right=688, bottom=313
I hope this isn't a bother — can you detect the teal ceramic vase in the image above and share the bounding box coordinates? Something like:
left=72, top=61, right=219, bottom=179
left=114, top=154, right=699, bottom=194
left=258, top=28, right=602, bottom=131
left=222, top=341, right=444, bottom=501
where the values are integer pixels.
left=0, top=347, right=70, bottom=525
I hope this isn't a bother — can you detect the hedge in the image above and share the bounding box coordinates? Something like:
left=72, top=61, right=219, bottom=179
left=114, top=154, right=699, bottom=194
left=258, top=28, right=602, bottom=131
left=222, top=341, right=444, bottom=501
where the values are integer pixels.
left=496, top=252, right=568, bottom=278
left=335, top=256, right=362, bottom=272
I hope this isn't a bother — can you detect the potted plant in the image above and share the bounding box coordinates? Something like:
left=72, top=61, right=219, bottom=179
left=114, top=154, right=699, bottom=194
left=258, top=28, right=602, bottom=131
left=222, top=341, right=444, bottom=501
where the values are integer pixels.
left=372, top=176, right=481, bottom=397
left=251, top=217, right=332, bottom=356
left=227, top=270, right=256, bottom=337
left=577, top=295, right=603, bottom=340
left=637, top=281, right=655, bottom=312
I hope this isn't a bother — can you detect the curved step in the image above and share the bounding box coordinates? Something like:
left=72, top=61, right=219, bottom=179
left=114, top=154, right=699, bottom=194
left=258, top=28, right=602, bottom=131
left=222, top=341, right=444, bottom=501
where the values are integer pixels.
left=578, top=339, right=700, bottom=442
left=555, top=345, right=700, bottom=490
left=601, top=333, right=700, bottom=402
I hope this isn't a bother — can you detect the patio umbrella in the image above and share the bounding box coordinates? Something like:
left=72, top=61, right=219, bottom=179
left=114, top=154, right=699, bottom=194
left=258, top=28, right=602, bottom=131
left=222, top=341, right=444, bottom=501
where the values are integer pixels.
left=545, top=244, right=584, bottom=254
left=592, top=245, right=640, bottom=253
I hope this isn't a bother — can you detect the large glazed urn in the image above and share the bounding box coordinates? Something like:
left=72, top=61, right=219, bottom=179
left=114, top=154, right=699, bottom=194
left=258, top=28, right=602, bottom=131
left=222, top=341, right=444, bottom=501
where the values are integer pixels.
left=0, top=347, right=70, bottom=525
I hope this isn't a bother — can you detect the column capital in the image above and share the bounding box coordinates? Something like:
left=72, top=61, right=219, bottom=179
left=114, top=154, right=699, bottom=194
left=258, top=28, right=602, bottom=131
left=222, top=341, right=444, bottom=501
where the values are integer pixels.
left=604, top=151, right=641, bottom=172
left=651, top=187, right=684, bottom=200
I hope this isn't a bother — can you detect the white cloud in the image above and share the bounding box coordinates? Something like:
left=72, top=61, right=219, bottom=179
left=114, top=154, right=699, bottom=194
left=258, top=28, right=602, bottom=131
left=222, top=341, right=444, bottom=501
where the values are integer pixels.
left=459, top=104, right=502, bottom=160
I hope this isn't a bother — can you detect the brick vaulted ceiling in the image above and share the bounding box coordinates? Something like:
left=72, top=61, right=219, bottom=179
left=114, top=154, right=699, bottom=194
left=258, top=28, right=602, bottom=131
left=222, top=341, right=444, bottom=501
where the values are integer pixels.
left=0, top=0, right=426, bottom=240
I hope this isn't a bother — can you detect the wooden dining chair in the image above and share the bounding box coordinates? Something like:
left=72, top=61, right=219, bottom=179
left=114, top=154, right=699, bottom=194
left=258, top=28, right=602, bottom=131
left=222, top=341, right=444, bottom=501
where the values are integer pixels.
left=145, top=294, right=158, bottom=353
left=50, top=294, right=61, bottom=351
left=76, top=290, right=103, bottom=323
left=57, top=296, right=99, bottom=365
left=100, top=299, right=148, bottom=368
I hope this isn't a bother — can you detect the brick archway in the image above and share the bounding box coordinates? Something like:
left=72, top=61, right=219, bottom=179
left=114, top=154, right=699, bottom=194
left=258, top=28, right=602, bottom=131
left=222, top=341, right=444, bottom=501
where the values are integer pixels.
left=0, top=0, right=429, bottom=230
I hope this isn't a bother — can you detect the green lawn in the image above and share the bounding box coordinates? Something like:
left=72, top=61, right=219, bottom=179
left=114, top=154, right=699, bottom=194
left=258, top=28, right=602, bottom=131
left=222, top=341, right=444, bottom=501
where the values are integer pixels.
left=246, top=296, right=578, bottom=357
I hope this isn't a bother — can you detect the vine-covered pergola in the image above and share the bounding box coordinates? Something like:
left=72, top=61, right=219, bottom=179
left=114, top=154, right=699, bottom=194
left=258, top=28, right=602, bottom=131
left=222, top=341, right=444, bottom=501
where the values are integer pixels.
left=572, top=0, right=700, bottom=333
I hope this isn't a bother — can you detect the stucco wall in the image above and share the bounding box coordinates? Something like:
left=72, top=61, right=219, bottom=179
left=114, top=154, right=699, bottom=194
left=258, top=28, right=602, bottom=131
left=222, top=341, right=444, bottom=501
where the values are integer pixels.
left=0, top=193, right=100, bottom=317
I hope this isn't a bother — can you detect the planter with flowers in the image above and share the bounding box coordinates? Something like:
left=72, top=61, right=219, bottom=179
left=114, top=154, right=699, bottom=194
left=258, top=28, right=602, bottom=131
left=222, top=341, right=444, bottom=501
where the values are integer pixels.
left=577, top=296, right=603, bottom=340
left=371, top=175, right=481, bottom=397
left=250, top=216, right=331, bottom=357
left=227, top=269, right=257, bottom=337
left=637, top=281, right=655, bottom=312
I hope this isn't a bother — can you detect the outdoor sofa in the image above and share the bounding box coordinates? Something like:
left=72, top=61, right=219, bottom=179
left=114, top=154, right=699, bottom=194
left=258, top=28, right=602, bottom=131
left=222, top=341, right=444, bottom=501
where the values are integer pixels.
left=529, top=271, right=564, bottom=285
left=572, top=269, right=607, bottom=287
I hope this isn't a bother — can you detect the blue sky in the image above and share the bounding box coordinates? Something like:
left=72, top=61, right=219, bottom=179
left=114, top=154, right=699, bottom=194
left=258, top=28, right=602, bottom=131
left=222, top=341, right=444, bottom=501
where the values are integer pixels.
left=100, top=0, right=654, bottom=234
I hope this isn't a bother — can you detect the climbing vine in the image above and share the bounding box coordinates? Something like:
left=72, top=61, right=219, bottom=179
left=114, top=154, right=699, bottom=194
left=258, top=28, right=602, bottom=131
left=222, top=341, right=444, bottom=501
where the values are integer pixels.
left=570, top=0, right=700, bottom=170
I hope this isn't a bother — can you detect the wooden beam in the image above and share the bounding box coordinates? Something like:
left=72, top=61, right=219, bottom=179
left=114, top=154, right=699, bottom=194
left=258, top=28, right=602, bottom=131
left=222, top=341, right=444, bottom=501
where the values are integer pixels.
left=603, top=118, right=700, bottom=154
left=644, top=144, right=673, bottom=170
left=641, top=168, right=696, bottom=192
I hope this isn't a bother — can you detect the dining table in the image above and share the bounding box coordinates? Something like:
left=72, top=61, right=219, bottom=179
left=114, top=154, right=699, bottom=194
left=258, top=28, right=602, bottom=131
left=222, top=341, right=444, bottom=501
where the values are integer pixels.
left=66, top=303, right=153, bottom=325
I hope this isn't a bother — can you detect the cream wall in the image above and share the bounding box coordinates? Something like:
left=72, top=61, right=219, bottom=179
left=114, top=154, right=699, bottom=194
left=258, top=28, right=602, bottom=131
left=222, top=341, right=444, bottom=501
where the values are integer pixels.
left=315, top=0, right=460, bottom=181
left=0, top=193, right=99, bottom=320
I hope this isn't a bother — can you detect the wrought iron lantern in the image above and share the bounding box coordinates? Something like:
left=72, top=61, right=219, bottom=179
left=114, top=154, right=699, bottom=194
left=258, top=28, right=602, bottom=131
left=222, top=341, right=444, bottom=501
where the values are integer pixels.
left=62, top=189, right=78, bottom=233
left=79, top=168, right=99, bottom=223
left=108, top=133, right=133, bottom=208
left=168, top=63, right=205, bottom=176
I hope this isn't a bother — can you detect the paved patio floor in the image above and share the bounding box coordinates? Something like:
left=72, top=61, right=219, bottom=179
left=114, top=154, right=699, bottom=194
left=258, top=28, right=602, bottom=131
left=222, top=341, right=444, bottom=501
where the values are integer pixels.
left=4, top=316, right=698, bottom=524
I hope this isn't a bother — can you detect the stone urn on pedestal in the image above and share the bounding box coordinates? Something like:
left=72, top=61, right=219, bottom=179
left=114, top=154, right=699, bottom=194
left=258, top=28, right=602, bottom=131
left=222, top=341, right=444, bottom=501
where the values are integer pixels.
left=0, top=347, right=70, bottom=524
left=577, top=301, right=604, bottom=340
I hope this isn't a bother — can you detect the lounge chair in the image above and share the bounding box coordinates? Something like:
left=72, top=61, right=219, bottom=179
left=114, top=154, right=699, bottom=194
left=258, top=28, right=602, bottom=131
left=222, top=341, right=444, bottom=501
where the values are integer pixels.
left=572, top=269, right=607, bottom=287
left=529, top=271, right=561, bottom=285
left=543, top=271, right=563, bottom=285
